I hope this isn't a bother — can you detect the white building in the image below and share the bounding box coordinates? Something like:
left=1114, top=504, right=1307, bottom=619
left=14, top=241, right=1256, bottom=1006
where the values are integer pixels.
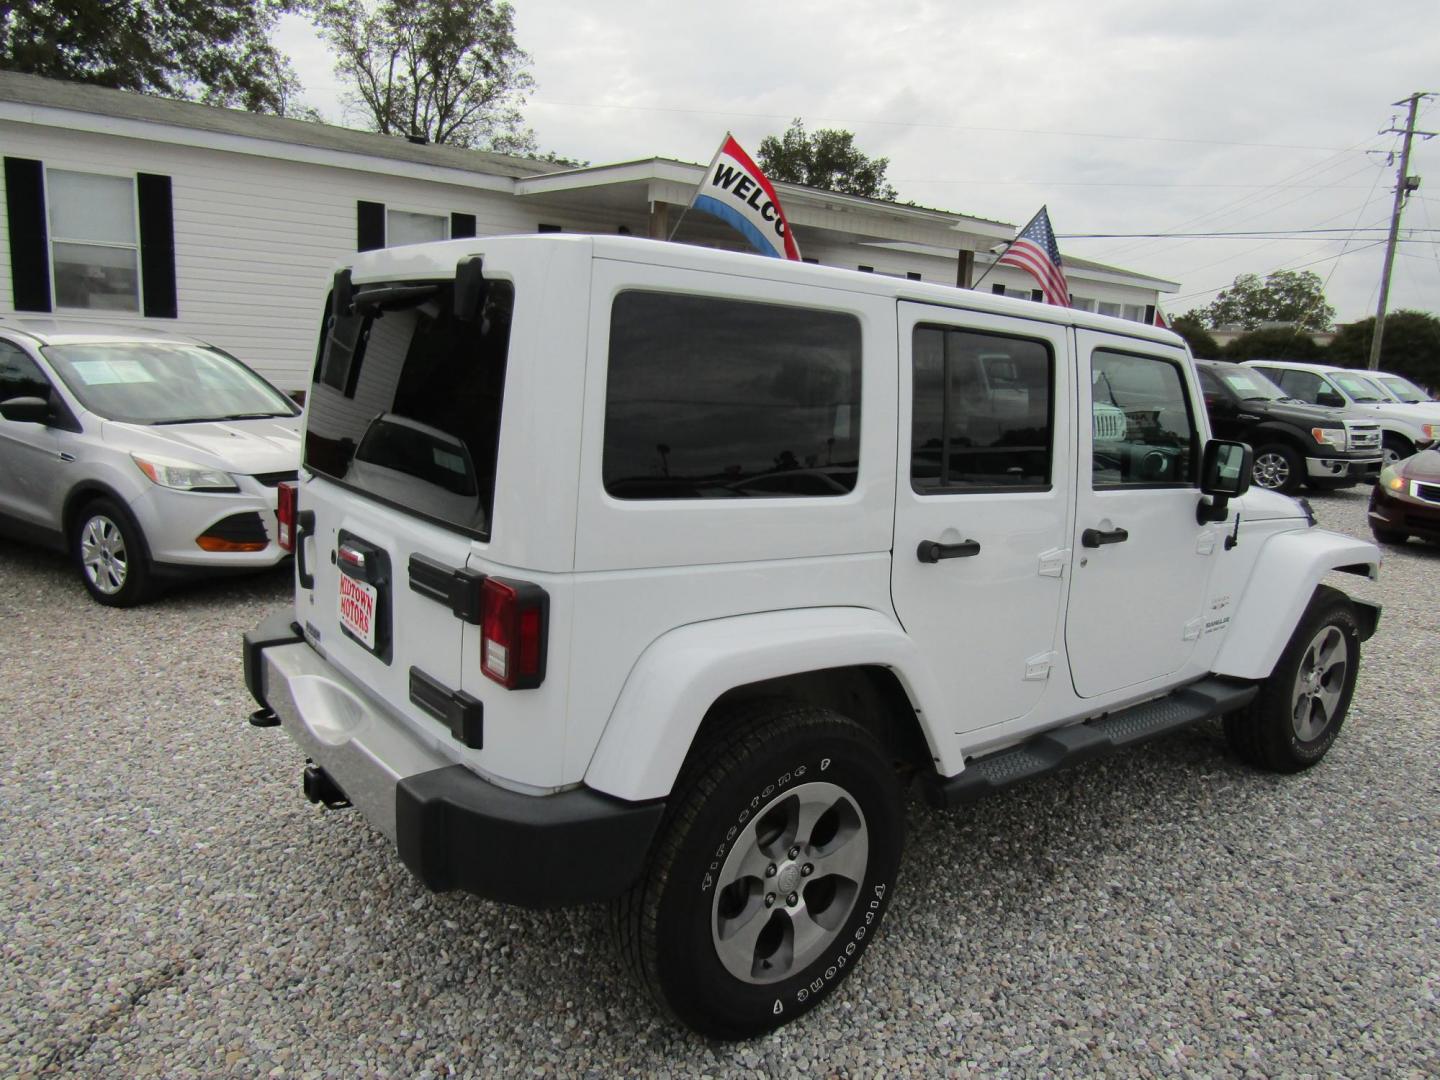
left=0, top=71, right=1177, bottom=392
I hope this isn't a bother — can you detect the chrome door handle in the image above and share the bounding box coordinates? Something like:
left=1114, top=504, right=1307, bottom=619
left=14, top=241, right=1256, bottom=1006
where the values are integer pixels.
left=917, top=538, right=981, bottom=563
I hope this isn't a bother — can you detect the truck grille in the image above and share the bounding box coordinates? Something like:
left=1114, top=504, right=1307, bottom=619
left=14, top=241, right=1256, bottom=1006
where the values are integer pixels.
left=1346, top=424, right=1381, bottom=452
left=1415, top=481, right=1440, bottom=504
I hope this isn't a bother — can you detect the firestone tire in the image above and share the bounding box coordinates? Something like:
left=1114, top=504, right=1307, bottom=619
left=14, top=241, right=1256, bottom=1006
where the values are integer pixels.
left=612, top=701, right=904, bottom=1040
left=1224, top=586, right=1361, bottom=773
left=72, top=497, right=155, bottom=607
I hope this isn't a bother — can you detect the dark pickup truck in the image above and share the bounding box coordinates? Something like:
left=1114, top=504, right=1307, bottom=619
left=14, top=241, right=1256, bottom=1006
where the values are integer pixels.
left=1195, top=359, right=1384, bottom=493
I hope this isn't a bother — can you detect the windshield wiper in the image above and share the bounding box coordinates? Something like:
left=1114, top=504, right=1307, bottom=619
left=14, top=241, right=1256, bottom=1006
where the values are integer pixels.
left=150, top=412, right=290, bottom=425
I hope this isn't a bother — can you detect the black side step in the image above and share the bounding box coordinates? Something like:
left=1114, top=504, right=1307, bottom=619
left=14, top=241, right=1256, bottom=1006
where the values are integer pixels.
left=924, top=676, right=1258, bottom=809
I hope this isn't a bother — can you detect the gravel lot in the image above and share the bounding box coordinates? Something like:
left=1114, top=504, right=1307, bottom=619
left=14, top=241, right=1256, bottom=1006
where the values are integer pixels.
left=1, top=489, right=1435, bottom=1078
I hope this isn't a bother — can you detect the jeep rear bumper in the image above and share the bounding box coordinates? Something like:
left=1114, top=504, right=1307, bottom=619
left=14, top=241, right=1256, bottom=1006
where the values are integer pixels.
left=243, top=609, right=664, bottom=908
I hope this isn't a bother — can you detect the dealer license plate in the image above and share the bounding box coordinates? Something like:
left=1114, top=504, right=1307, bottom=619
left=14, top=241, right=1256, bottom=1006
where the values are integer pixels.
left=338, top=572, right=378, bottom=651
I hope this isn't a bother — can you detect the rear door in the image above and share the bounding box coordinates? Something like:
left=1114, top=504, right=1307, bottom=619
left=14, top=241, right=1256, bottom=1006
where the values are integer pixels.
left=891, top=303, right=1072, bottom=732
left=297, top=277, right=515, bottom=761
left=1066, top=330, right=1216, bottom=698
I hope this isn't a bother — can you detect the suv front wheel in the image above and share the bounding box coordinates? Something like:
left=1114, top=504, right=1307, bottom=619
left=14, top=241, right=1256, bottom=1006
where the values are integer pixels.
left=1224, top=586, right=1360, bottom=772
left=72, top=497, right=154, bottom=607
left=613, top=701, right=904, bottom=1039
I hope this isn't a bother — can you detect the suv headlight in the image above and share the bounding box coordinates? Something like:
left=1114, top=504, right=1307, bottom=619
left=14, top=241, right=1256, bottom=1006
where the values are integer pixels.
left=1311, top=426, right=1346, bottom=451
left=1379, top=464, right=1405, bottom=491
left=132, top=453, right=239, bottom=492
left=1421, top=423, right=1438, bottom=442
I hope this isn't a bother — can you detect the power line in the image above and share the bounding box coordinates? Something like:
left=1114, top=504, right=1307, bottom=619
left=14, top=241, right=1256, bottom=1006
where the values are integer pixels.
left=1062, top=228, right=1439, bottom=238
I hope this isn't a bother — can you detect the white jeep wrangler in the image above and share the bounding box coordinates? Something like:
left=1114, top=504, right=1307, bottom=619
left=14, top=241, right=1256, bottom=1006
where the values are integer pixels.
left=244, top=235, right=1380, bottom=1039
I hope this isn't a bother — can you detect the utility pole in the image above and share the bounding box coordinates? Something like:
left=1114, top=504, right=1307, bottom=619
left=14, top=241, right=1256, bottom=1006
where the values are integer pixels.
left=1369, top=91, right=1436, bottom=370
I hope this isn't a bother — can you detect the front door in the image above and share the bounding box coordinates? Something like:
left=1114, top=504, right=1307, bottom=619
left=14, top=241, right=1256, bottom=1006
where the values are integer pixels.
left=1066, top=330, right=1216, bottom=698
left=891, top=303, right=1072, bottom=732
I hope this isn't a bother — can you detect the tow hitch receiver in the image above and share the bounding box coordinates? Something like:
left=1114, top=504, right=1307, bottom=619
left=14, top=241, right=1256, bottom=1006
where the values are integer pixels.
left=303, top=763, right=352, bottom=809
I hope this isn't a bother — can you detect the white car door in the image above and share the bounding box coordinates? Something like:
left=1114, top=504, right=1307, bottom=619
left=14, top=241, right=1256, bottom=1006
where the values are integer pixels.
left=890, top=302, right=1073, bottom=732
left=1066, top=330, right=1218, bottom=698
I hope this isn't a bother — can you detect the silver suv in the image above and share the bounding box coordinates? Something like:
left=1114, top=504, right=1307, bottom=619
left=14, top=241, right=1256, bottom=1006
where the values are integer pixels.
left=0, top=319, right=301, bottom=605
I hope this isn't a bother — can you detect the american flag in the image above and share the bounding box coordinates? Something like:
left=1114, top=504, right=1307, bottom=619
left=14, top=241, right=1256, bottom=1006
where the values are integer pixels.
left=996, top=206, right=1071, bottom=307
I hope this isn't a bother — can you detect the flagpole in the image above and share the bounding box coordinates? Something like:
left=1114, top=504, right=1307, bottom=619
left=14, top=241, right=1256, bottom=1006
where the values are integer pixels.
left=970, top=205, right=1041, bottom=292
left=668, top=134, right=729, bottom=242
left=968, top=240, right=1014, bottom=292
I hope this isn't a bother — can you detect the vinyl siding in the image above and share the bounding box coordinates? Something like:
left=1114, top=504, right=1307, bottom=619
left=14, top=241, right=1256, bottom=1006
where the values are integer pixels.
left=0, top=120, right=535, bottom=392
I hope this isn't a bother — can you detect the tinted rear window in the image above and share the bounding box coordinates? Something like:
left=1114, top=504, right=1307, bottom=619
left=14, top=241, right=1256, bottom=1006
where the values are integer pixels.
left=304, top=281, right=514, bottom=538
left=603, top=291, right=862, bottom=499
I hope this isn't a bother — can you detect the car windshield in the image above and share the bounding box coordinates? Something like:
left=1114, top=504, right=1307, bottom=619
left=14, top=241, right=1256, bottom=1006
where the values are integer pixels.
left=1218, top=368, right=1286, bottom=401
left=1378, top=375, right=1432, bottom=403
left=43, top=342, right=298, bottom=424
left=1329, top=371, right=1386, bottom=403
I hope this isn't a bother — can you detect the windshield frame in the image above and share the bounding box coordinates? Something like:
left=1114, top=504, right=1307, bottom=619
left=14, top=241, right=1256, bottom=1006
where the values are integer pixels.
left=42, top=341, right=300, bottom=425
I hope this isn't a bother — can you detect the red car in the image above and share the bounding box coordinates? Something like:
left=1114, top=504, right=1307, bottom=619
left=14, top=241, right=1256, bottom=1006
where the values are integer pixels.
left=1369, top=448, right=1440, bottom=545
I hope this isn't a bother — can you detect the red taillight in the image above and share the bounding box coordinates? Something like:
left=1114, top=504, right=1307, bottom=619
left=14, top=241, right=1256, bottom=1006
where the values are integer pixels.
left=276, top=481, right=297, bottom=553
left=480, top=577, right=548, bottom=689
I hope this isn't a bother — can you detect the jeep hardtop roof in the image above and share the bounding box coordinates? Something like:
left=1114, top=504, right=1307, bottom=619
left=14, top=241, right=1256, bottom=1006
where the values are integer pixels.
left=340, top=233, right=1184, bottom=349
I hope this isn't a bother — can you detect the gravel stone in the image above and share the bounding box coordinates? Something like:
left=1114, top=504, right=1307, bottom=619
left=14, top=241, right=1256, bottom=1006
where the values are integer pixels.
left=0, top=488, right=1435, bottom=1076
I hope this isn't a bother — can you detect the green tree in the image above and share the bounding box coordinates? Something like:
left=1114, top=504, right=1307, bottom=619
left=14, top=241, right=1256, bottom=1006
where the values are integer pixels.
left=1222, top=327, right=1327, bottom=363
left=757, top=119, right=898, bottom=200
left=1327, top=310, right=1440, bottom=389
left=1170, top=313, right=1219, bottom=358
left=312, top=0, right=535, bottom=152
left=1200, top=270, right=1336, bottom=333
left=0, top=0, right=303, bottom=114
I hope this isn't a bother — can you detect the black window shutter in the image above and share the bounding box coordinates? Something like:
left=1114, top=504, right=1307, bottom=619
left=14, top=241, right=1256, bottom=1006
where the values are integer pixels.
left=137, top=173, right=177, bottom=318
left=4, top=157, right=52, bottom=312
left=1144, top=304, right=1157, bottom=324
left=450, top=212, right=476, bottom=239
left=357, top=201, right=385, bottom=251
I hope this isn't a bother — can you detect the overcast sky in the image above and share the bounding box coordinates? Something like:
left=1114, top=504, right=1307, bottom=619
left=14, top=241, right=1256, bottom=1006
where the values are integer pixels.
left=274, top=0, right=1439, bottom=325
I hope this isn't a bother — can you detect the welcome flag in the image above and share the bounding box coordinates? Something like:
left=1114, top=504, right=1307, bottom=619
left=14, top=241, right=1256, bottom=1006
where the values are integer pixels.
left=690, top=134, right=801, bottom=260
left=996, top=206, right=1070, bottom=307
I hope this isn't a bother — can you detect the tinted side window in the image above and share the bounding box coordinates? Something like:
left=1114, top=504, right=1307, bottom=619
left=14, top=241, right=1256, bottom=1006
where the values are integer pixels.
left=603, top=292, right=861, bottom=499
left=1196, top=367, right=1224, bottom=400
left=1277, top=369, right=1323, bottom=403
left=1091, top=349, right=1197, bottom=488
left=0, top=341, right=51, bottom=401
left=911, top=326, right=1053, bottom=491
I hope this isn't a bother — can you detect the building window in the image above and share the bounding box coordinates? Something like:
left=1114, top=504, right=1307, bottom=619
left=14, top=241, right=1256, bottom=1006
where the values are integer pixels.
left=386, top=209, right=448, bottom=247
left=48, top=169, right=140, bottom=312
left=537, top=223, right=563, bottom=233
left=1072, top=298, right=1097, bottom=313
left=1122, top=304, right=1148, bottom=323
left=1097, top=301, right=1121, bottom=318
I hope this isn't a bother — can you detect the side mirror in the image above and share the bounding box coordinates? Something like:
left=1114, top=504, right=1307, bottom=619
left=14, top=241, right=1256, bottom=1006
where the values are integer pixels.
left=1316, top=390, right=1345, bottom=408
left=1197, top=439, right=1251, bottom=523
left=0, top=396, right=51, bottom=424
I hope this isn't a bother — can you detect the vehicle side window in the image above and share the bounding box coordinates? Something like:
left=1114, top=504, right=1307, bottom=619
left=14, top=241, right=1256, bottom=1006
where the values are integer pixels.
left=603, top=292, right=862, bottom=499
left=0, top=341, right=52, bottom=402
left=910, top=326, right=1053, bottom=492
left=1091, top=349, right=1197, bottom=488
left=1277, top=369, right=1323, bottom=403
left=1196, top=368, right=1224, bottom=401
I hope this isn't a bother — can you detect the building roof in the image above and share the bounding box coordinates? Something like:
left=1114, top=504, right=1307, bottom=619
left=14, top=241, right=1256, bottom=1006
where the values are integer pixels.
left=0, top=69, right=562, bottom=181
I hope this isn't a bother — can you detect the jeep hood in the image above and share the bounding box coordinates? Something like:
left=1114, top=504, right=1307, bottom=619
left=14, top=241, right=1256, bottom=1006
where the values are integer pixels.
left=102, top=417, right=301, bottom=475
left=1235, top=488, right=1312, bottom=522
